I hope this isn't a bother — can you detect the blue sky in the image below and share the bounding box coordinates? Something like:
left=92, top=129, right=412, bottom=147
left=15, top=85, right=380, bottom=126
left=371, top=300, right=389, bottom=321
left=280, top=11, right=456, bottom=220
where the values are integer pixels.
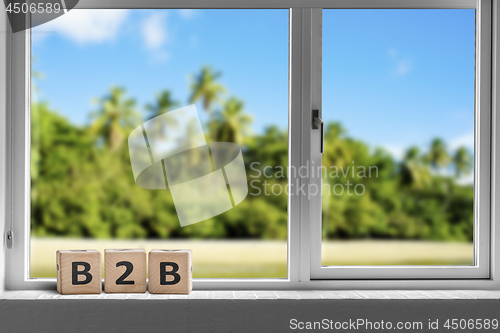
left=323, top=9, right=475, bottom=159
left=32, top=8, right=475, bottom=159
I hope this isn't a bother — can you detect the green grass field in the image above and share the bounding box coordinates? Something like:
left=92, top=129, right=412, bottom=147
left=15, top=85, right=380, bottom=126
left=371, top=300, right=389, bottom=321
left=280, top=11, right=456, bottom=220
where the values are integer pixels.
left=30, top=238, right=473, bottom=278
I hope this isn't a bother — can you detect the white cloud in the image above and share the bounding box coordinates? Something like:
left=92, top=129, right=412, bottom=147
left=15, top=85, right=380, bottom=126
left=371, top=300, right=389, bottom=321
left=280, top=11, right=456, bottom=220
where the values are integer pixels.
left=394, top=60, right=412, bottom=76
left=388, top=48, right=413, bottom=77
left=388, top=48, right=397, bottom=58
left=382, top=144, right=405, bottom=160
left=178, top=9, right=198, bottom=19
left=40, top=9, right=129, bottom=45
left=455, top=173, right=474, bottom=185
left=142, top=12, right=168, bottom=51
left=450, top=132, right=474, bottom=150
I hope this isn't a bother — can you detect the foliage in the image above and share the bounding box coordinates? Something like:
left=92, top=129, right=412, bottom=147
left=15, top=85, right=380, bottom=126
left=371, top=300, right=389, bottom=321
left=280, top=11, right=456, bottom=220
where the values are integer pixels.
left=31, top=67, right=474, bottom=241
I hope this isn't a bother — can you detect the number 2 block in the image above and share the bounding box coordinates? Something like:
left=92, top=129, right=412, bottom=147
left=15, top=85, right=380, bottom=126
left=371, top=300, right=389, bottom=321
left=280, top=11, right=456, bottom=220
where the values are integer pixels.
left=148, top=249, right=192, bottom=294
left=56, top=250, right=102, bottom=295
left=104, top=249, right=147, bottom=293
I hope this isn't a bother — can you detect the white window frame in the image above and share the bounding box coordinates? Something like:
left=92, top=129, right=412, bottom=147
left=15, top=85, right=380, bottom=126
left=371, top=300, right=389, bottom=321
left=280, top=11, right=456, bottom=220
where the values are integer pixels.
left=310, top=2, right=491, bottom=280
left=2, top=0, right=500, bottom=291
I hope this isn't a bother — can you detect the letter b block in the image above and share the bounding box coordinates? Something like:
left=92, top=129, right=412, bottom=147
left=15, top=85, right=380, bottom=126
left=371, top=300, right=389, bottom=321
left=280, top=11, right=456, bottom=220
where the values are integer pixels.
left=148, top=250, right=192, bottom=294
left=104, top=249, right=147, bottom=293
left=56, top=250, right=101, bottom=295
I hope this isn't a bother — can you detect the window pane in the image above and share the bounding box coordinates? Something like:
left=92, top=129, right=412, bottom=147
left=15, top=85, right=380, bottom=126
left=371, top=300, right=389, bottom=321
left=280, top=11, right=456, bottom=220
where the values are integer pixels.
left=30, top=9, right=289, bottom=278
left=321, top=9, right=475, bottom=266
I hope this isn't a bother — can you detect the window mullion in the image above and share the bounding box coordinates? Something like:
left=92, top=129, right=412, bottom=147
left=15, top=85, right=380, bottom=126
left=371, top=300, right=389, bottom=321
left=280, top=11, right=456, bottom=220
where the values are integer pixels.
left=289, top=8, right=317, bottom=283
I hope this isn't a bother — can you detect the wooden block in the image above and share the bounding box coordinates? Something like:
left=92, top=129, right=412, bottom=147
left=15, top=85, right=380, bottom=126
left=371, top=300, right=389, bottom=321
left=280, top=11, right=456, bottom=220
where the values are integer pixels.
left=104, top=249, right=146, bottom=293
left=56, top=250, right=101, bottom=295
left=148, top=249, right=192, bottom=294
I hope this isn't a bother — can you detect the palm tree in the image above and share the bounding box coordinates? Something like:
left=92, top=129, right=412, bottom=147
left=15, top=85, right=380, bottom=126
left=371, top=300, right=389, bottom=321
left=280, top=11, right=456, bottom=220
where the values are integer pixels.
left=188, top=66, right=226, bottom=113
left=426, top=138, right=450, bottom=171
left=404, top=146, right=420, bottom=161
left=90, top=87, right=139, bottom=152
left=172, top=119, right=211, bottom=178
left=425, top=139, right=453, bottom=213
left=453, top=146, right=473, bottom=178
left=400, top=146, right=431, bottom=189
left=212, top=97, right=252, bottom=145
left=145, top=91, right=179, bottom=140
left=146, top=91, right=179, bottom=120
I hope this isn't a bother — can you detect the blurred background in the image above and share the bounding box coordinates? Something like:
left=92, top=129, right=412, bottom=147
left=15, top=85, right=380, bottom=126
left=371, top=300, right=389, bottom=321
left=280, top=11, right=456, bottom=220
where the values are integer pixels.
left=30, top=9, right=474, bottom=278
left=320, top=9, right=475, bottom=265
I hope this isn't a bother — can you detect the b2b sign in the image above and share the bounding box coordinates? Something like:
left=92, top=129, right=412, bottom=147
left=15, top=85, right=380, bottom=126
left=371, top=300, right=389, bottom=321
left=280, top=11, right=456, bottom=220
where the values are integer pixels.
left=56, top=249, right=192, bottom=294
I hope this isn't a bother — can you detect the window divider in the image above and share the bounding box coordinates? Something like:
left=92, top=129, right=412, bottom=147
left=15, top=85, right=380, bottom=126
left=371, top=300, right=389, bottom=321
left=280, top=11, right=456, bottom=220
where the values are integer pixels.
left=288, top=7, right=303, bottom=283
left=309, top=7, right=323, bottom=278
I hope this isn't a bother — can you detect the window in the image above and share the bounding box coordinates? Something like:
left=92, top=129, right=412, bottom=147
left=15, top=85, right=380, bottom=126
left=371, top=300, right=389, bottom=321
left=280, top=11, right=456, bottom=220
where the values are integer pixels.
left=3, top=0, right=500, bottom=290
left=29, top=9, right=289, bottom=280
left=311, top=8, right=488, bottom=279
left=320, top=9, right=476, bottom=268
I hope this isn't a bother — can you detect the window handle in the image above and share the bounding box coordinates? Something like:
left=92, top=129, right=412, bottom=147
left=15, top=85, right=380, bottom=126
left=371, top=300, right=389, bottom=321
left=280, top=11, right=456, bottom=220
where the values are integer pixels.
left=312, top=110, right=324, bottom=153
left=6, top=231, right=13, bottom=249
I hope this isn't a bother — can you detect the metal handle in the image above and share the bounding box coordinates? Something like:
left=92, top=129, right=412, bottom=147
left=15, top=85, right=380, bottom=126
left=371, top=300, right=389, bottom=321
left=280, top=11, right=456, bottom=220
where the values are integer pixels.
left=312, top=110, right=324, bottom=153
left=6, top=231, right=13, bottom=249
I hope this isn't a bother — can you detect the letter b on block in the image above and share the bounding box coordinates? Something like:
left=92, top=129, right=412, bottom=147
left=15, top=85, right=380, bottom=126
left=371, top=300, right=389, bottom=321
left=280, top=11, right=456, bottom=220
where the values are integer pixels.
left=72, top=262, right=92, bottom=285
left=57, top=250, right=101, bottom=295
left=148, top=250, right=192, bottom=294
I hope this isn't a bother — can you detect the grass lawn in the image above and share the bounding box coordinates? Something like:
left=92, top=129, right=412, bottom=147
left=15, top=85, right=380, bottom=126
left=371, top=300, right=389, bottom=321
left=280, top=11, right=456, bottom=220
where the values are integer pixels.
left=30, top=238, right=473, bottom=278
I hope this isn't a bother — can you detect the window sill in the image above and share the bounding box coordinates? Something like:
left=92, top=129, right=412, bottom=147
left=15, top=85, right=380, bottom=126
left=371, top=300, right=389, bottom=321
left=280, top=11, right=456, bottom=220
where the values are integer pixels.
left=2, top=290, right=500, bottom=300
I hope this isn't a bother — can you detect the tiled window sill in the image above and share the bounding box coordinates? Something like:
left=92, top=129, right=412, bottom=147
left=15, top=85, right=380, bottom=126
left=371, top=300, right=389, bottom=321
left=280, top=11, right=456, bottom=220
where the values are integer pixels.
left=2, top=290, right=500, bottom=300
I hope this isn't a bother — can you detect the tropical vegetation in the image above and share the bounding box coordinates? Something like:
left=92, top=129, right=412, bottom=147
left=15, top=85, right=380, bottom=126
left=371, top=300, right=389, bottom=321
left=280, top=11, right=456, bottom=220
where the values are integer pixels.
left=31, top=67, right=474, bottom=242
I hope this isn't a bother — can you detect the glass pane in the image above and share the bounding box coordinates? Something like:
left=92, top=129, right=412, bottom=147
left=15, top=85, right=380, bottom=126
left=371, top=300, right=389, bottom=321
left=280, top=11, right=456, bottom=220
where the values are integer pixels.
left=30, top=9, right=289, bottom=278
left=321, top=9, right=475, bottom=266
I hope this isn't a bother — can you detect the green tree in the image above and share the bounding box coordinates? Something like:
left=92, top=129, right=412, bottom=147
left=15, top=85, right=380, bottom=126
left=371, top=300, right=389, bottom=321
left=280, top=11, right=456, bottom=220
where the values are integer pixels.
left=188, top=66, right=225, bottom=113
left=212, top=97, right=253, bottom=145
left=453, top=146, right=473, bottom=178
left=90, top=87, right=139, bottom=152
left=146, top=90, right=179, bottom=120
left=400, top=146, right=431, bottom=189
left=426, top=138, right=450, bottom=171
left=322, top=123, right=352, bottom=169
